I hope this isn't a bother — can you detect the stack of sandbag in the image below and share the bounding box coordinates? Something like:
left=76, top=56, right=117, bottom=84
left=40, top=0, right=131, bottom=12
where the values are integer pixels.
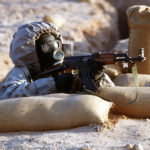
left=97, top=69, right=150, bottom=118
left=96, top=86, right=150, bottom=118
left=127, top=5, right=150, bottom=74
left=96, top=68, right=150, bottom=118
left=96, top=5, right=150, bottom=118
left=0, top=94, right=112, bottom=132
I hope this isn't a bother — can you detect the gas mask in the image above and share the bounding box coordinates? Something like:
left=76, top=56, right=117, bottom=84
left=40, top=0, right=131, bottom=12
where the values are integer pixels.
left=36, top=33, right=65, bottom=67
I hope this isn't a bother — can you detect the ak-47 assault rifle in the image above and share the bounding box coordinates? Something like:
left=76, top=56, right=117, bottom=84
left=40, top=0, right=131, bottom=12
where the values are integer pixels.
left=39, top=48, right=146, bottom=92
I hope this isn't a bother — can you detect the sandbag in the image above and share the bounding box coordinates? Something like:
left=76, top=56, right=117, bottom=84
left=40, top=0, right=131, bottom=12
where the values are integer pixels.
left=127, top=5, right=150, bottom=74
left=0, top=94, right=112, bottom=132
left=114, top=73, right=150, bottom=87
left=104, top=64, right=123, bottom=80
left=96, top=86, right=150, bottom=118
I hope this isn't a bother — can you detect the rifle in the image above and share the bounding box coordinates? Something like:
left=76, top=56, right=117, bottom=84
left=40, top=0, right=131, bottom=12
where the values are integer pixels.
left=38, top=48, right=146, bottom=92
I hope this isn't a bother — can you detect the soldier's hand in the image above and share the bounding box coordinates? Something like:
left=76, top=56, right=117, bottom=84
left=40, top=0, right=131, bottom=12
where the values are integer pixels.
left=54, top=73, right=74, bottom=93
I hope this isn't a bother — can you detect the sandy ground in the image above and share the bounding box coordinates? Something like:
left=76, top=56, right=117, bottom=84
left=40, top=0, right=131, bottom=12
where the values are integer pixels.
left=0, top=118, right=150, bottom=150
left=0, top=1, right=150, bottom=150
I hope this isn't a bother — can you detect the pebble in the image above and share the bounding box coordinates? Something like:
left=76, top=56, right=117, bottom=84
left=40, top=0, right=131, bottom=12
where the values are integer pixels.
left=80, top=0, right=95, bottom=4
left=146, top=118, right=150, bottom=121
left=132, top=144, right=144, bottom=150
left=95, top=126, right=103, bottom=132
left=57, top=141, right=64, bottom=144
left=81, top=145, right=91, bottom=150
left=125, top=144, right=133, bottom=149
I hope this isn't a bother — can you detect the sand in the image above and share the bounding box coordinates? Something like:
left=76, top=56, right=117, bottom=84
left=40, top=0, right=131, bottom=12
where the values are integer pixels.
left=0, top=1, right=150, bottom=149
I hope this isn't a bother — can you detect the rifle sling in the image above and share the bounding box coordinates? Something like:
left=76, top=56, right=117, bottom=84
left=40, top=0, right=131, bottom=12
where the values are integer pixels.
left=83, top=65, right=139, bottom=106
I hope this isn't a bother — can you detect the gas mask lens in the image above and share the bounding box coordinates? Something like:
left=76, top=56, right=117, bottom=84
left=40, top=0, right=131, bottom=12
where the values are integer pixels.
left=42, top=40, right=64, bottom=65
left=42, top=41, right=61, bottom=53
left=43, top=43, right=51, bottom=53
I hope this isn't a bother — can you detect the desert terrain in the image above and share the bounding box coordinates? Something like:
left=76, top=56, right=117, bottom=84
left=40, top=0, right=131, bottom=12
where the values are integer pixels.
left=0, top=0, right=150, bottom=150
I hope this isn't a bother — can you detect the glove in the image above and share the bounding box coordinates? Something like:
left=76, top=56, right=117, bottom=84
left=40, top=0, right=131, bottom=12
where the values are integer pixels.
left=70, top=77, right=83, bottom=93
left=54, top=73, right=74, bottom=93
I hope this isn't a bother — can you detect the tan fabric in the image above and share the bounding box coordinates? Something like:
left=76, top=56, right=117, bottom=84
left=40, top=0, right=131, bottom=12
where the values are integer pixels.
left=114, top=73, right=150, bottom=87
left=0, top=94, right=112, bottom=132
left=104, top=64, right=123, bottom=80
left=127, top=5, right=150, bottom=74
left=96, top=86, right=150, bottom=118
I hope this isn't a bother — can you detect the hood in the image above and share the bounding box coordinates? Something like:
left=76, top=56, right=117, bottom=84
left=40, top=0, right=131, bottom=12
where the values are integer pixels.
left=10, top=21, right=61, bottom=72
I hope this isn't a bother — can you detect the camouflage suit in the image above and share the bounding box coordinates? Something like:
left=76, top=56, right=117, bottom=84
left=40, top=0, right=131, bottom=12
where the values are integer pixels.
left=0, top=22, right=59, bottom=100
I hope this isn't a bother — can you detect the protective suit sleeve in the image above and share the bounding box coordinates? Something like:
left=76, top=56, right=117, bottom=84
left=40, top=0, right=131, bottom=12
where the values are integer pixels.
left=0, top=67, right=56, bottom=100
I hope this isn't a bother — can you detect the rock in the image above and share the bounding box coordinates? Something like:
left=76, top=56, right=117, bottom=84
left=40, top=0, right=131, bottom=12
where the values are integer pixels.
left=43, top=14, right=66, bottom=29
left=133, top=144, right=144, bottom=150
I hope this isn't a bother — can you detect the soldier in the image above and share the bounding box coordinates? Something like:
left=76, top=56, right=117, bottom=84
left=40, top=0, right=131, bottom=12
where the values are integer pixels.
left=0, top=21, right=76, bottom=100
left=0, top=21, right=114, bottom=100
